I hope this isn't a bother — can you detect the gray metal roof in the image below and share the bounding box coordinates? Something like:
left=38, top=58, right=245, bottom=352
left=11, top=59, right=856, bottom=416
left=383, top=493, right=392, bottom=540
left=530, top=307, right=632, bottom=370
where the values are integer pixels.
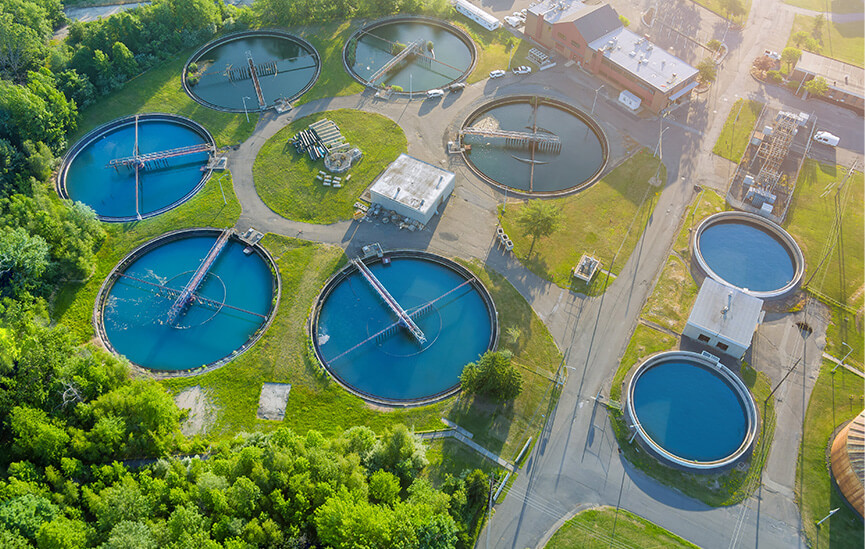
left=688, top=279, right=764, bottom=348
left=588, top=27, right=698, bottom=92
left=527, top=0, right=589, bottom=23
left=370, top=154, right=454, bottom=216
left=573, top=4, right=622, bottom=44
left=795, top=50, right=864, bottom=100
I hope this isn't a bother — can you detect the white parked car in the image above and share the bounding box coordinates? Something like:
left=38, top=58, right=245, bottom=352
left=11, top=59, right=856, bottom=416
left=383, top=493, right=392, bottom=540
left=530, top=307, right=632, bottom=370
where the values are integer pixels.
left=489, top=69, right=506, bottom=79
left=512, top=65, right=532, bottom=75
left=504, top=15, right=522, bottom=27
left=426, top=89, right=444, bottom=98
left=448, top=82, right=465, bottom=92
left=813, top=130, right=840, bottom=146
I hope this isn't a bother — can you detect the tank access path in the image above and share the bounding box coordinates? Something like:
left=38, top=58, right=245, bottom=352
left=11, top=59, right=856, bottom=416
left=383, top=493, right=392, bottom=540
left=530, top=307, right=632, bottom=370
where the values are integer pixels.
left=350, top=258, right=426, bottom=344
left=166, top=229, right=233, bottom=325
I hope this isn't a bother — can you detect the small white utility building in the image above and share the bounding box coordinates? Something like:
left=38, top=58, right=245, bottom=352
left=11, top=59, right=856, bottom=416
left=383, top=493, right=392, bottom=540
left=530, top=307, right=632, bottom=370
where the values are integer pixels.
left=453, top=0, right=501, bottom=30
left=683, top=279, right=764, bottom=359
left=369, top=154, right=455, bottom=226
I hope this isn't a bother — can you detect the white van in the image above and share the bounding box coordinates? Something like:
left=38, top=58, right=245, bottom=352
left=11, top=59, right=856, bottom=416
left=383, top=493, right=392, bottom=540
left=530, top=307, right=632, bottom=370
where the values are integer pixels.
left=813, top=131, right=840, bottom=147
left=426, top=89, right=444, bottom=99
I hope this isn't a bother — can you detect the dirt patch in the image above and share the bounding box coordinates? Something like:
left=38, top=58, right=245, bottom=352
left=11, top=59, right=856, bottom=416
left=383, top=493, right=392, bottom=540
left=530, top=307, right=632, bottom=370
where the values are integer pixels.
left=175, top=386, right=215, bottom=436
left=257, top=383, right=292, bottom=420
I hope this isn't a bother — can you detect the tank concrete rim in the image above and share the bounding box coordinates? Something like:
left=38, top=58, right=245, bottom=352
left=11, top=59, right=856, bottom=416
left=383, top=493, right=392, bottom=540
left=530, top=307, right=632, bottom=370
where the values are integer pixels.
left=93, top=228, right=282, bottom=378
left=182, top=29, right=321, bottom=113
left=459, top=95, right=609, bottom=197
left=624, top=350, right=759, bottom=470
left=343, top=15, right=477, bottom=94
left=692, top=211, right=805, bottom=299
left=57, top=113, right=216, bottom=223
left=309, top=249, right=499, bottom=407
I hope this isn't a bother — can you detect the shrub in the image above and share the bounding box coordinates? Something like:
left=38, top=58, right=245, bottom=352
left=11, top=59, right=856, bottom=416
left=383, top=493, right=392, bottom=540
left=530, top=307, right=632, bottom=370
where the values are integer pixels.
left=766, top=70, right=784, bottom=84
left=460, top=350, right=522, bottom=402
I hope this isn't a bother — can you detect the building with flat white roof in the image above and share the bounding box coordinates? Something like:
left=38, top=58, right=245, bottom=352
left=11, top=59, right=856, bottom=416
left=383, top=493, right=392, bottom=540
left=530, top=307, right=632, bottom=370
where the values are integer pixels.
left=369, top=154, right=455, bottom=226
left=683, top=279, right=764, bottom=359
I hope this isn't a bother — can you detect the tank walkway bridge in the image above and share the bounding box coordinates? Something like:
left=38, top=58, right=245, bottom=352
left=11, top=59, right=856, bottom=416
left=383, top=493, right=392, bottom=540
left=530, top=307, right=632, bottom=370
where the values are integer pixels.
left=362, top=34, right=465, bottom=85
left=107, top=143, right=215, bottom=170
left=166, top=229, right=233, bottom=325
left=326, top=274, right=479, bottom=363
left=115, top=272, right=267, bottom=320
left=459, top=127, right=562, bottom=152
left=350, top=258, right=426, bottom=344
left=105, top=114, right=215, bottom=220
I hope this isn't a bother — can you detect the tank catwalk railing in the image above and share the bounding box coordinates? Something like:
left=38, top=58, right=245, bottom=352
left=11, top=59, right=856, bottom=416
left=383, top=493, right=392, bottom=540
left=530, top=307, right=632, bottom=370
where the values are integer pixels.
left=325, top=276, right=477, bottom=363
left=247, top=51, right=266, bottom=108
left=350, top=258, right=426, bottom=344
left=107, top=143, right=215, bottom=170
left=460, top=127, right=562, bottom=152
left=166, top=229, right=233, bottom=324
left=367, top=39, right=423, bottom=84
left=116, top=273, right=266, bottom=319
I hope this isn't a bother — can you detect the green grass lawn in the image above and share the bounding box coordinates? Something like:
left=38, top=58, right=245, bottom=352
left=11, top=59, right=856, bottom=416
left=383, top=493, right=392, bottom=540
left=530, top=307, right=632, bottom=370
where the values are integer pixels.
left=448, top=19, right=525, bottom=84
left=72, top=49, right=256, bottom=148
left=254, top=109, right=407, bottom=223
left=784, top=161, right=864, bottom=309
left=641, top=256, right=699, bottom=333
left=609, top=324, right=678, bottom=402
left=782, top=0, right=864, bottom=13
left=545, top=506, right=699, bottom=548
left=796, top=361, right=865, bottom=549
left=712, top=99, right=763, bottom=163
left=500, top=150, right=664, bottom=295
left=826, top=306, right=864, bottom=370
left=289, top=20, right=366, bottom=106
left=161, top=254, right=562, bottom=462
left=689, top=0, right=752, bottom=25
left=674, top=188, right=728, bottom=260
left=788, top=14, right=865, bottom=67
left=52, top=173, right=242, bottom=342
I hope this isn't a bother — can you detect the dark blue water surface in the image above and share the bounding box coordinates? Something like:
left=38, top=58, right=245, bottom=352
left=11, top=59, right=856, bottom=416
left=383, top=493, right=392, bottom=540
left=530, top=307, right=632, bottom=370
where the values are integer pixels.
left=65, top=120, right=209, bottom=219
left=632, top=361, right=748, bottom=462
left=316, top=258, right=493, bottom=401
left=698, top=221, right=795, bottom=292
left=103, top=235, right=274, bottom=371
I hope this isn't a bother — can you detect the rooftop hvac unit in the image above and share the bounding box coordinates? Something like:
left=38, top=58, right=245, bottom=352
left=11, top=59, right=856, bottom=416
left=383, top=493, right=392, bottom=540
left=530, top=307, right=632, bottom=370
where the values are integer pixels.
left=629, top=50, right=636, bottom=56
left=646, top=44, right=653, bottom=50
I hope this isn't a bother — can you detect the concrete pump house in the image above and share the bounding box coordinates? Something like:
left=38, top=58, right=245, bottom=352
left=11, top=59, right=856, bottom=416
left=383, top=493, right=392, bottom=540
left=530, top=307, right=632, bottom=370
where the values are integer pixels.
left=683, top=279, right=764, bottom=359
left=369, top=154, right=455, bottom=226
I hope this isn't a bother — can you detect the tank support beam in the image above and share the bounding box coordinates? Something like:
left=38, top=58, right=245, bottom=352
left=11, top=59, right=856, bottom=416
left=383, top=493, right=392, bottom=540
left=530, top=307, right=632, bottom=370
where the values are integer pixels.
left=350, top=258, right=426, bottom=344
left=166, top=229, right=233, bottom=325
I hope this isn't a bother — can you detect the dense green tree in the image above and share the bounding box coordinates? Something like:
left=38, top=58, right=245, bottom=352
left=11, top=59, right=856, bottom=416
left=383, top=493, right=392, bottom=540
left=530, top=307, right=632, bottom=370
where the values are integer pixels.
left=100, top=520, right=158, bottom=549
left=8, top=406, right=70, bottom=464
left=697, top=58, right=717, bottom=84
left=804, top=76, right=828, bottom=97
left=460, top=350, right=522, bottom=402
left=0, top=493, right=58, bottom=540
left=791, top=30, right=810, bottom=48
left=0, top=13, right=47, bottom=82
left=35, top=515, right=89, bottom=548
left=781, top=47, right=801, bottom=72
left=0, top=226, right=49, bottom=295
left=369, top=470, right=401, bottom=505
left=515, top=199, right=563, bottom=257
left=371, top=425, right=428, bottom=487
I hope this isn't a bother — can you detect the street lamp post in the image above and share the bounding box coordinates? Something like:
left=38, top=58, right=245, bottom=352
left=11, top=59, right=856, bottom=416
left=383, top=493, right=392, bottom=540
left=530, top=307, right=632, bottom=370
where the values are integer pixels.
left=242, top=96, right=251, bottom=123
left=591, top=84, right=605, bottom=115
left=831, top=342, right=854, bottom=373
left=654, top=126, right=670, bottom=158
left=816, top=508, right=840, bottom=526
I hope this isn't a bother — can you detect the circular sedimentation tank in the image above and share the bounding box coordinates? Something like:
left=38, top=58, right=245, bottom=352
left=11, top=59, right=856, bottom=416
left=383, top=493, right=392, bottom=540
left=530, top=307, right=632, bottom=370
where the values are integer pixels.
left=625, top=351, right=758, bottom=470
left=693, top=211, right=804, bottom=299
left=310, top=251, right=498, bottom=405
left=344, top=17, right=476, bottom=92
left=460, top=96, right=608, bottom=196
left=183, top=30, right=320, bottom=112
left=58, top=114, right=214, bottom=222
left=95, top=228, right=280, bottom=374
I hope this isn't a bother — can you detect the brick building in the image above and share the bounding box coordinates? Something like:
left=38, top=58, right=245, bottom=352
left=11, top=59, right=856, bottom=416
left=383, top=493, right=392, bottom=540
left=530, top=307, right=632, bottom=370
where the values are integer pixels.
left=524, top=0, right=698, bottom=113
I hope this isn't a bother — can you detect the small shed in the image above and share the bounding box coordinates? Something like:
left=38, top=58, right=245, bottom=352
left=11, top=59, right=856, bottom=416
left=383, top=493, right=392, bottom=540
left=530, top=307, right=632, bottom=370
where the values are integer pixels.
left=369, top=154, right=455, bottom=226
left=683, top=279, right=764, bottom=359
